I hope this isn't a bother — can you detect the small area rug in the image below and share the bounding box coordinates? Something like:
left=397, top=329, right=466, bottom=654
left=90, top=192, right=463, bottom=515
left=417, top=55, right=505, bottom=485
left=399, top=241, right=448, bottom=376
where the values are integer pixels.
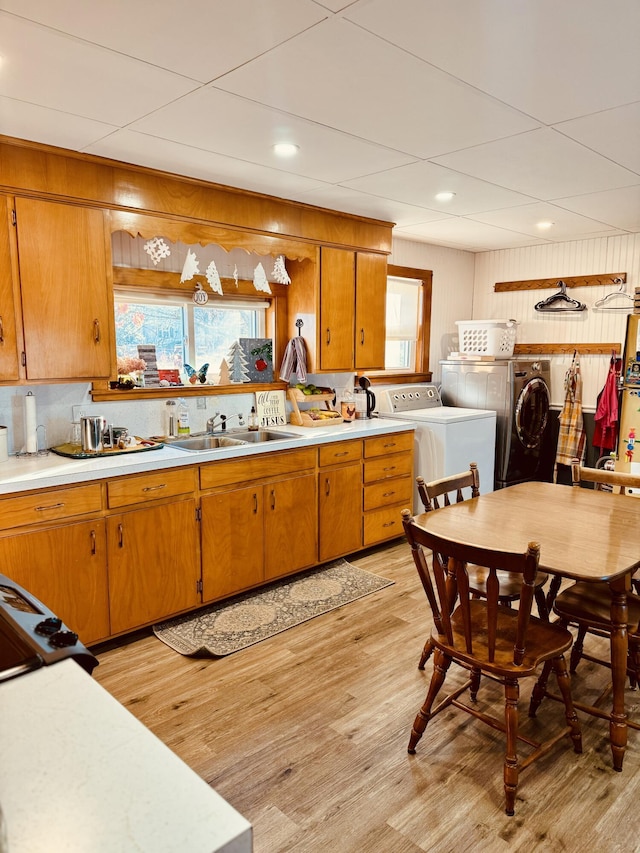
left=153, top=559, right=393, bottom=657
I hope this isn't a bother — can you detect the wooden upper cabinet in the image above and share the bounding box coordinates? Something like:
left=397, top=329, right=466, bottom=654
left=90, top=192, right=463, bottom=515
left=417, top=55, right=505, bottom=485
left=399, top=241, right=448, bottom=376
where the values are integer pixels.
left=355, top=251, right=386, bottom=370
left=319, top=247, right=356, bottom=371
left=14, top=197, right=113, bottom=381
left=0, top=196, right=21, bottom=381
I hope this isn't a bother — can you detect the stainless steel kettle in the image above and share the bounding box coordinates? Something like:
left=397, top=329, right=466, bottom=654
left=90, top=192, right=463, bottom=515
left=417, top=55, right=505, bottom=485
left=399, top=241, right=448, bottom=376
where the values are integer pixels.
left=80, top=415, right=107, bottom=453
left=355, top=376, right=376, bottom=418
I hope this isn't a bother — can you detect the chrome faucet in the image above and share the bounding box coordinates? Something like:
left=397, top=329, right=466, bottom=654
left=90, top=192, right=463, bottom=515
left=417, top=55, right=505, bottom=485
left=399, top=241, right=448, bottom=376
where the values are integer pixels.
left=206, top=412, right=245, bottom=433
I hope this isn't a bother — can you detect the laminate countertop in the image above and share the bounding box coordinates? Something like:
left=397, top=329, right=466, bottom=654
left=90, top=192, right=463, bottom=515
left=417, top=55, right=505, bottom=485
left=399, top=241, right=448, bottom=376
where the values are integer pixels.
left=0, top=418, right=414, bottom=496
left=0, top=660, right=252, bottom=853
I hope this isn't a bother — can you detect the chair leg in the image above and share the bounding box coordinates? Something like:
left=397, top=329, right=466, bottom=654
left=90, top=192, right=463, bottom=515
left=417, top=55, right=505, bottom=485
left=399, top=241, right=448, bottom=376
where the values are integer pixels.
left=408, top=649, right=451, bottom=754
left=470, top=667, right=482, bottom=702
left=418, top=636, right=434, bottom=670
left=534, top=586, right=549, bottom=621
left=546, top=575, right=562, bottom=612
left=629, top=642, right=640, bottom=690
left=551, top=655, right=582, bottom=754
left=569, top=626, right=587, bottom=673
left=528, top=660, right=553, bottom=717
left=503, top=678, right=520, bottom=816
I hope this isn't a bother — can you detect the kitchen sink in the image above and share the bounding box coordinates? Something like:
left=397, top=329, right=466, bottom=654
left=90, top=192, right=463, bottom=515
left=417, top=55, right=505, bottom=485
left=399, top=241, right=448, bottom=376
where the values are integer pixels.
left=168, top=430, right=301, bottom=452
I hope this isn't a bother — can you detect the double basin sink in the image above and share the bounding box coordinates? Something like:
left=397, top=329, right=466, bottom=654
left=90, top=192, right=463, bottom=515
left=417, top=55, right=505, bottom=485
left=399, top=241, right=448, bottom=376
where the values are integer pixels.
left=168, top=430, right=302, bottom=452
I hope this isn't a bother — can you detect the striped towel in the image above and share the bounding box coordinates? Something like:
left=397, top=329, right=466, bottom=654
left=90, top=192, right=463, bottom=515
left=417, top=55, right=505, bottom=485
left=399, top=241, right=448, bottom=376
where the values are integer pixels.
left=554, top=353, right=586, bottom=477
left=279, top=336, right=307, bottom=382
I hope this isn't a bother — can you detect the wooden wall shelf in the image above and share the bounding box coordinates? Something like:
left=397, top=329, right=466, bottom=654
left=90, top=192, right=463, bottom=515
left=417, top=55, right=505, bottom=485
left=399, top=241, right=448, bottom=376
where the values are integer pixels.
left=513, top=343, right=621, bottom=356
left=495, top=273, right=627, bottom=292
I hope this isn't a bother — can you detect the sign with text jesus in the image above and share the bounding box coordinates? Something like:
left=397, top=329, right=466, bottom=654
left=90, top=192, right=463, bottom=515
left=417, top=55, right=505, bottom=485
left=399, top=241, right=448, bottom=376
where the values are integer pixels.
left=255, top=390, right=286, bottom=427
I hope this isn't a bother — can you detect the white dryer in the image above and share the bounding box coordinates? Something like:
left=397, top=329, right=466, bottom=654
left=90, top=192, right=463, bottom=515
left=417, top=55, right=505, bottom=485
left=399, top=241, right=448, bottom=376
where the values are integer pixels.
left=376, top=384, right=497, bottom=513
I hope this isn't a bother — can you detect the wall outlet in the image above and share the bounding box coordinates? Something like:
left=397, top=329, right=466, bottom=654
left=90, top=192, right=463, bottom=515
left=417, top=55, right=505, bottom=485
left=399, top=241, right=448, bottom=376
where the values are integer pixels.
left=196, top=397, right=207, bottom=410
left=72, top=405, right=86, bottom=422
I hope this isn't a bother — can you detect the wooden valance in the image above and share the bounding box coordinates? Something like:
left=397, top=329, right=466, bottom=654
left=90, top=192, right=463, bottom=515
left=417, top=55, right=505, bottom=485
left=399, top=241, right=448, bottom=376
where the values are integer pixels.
left=513, top=343, right=621, bottom=356
left=495, top=273, right=626, bottom=293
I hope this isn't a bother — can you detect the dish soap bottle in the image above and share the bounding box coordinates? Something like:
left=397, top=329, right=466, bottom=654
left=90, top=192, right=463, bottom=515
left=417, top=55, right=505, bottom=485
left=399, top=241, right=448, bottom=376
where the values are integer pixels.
left=177, top=398, right=190, bottom=436
left=248, top=406, right=259, bottom=431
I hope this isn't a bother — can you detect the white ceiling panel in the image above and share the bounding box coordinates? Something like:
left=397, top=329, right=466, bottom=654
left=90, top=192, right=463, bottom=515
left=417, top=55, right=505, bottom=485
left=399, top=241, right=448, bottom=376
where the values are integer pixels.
left=346, top=0, right=640, bottom=124
left=214, top=17, right=540, bottom=158
left=0, top=0, right=328, bottom=83
left=86, top=131, right=327, bottom=200
left=341, top=161, right=533, bottom=214
left=129, top=87, right=416, bottom=183
left=1, top=0, right=638, bottom=252
left=0, top=13, right=198, bottom=126
left=433, top=128, right=640, bottom=200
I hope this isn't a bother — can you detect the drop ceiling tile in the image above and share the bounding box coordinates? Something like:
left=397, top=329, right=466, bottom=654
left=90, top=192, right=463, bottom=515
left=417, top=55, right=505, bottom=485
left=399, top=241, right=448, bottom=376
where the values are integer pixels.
left=553, top=186, right=640, bottom=232
left=433, top=128, right=640, bottom=200
left=0, top=13, right=198, bottom=126
left=0, top=0, right=328, bottom=82
left=468, top=202, right=618, bottom=240
left=0, top=96, right=117, bottom=149
left=129, top=87, right=416, bottom=183
left=291, top=184, right=451, bottom=225
left=394, top=218, right=550, bottom=252
left=86, top=130, right=327, bottom=199
left=342, top=161, right=534, bottom=214
left=215, top=17, right=539, bottom=158
left=346, top=0, right=640, bottom=124
left=554, top=102, right=640, bottom=174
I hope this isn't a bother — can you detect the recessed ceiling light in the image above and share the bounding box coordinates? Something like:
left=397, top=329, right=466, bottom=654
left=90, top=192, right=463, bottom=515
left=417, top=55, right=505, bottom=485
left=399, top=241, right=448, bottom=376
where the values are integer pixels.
left=273, top=143, right=299, bottom=158
left=435, top=191, right=456, bottom=202
left=536, top=221, right=554, bottom=230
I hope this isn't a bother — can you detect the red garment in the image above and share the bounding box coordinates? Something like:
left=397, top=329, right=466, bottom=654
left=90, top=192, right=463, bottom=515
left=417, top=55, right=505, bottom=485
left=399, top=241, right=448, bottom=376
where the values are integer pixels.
left=593, top=357, right=621, bottom=452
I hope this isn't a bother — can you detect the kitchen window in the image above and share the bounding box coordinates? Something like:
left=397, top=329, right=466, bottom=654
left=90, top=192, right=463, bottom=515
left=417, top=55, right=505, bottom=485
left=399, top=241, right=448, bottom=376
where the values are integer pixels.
left=114, top=293, right=267, bottom=383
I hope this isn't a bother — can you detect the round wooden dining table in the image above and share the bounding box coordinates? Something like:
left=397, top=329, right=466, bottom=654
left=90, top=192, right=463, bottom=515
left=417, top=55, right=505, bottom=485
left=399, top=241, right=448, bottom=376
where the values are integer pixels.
left=409, top=480, right=640, bottom=771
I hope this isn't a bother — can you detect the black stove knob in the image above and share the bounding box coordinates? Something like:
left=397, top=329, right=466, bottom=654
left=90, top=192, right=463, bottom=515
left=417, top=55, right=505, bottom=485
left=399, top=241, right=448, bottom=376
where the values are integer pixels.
left=49, top=629, right=79, bottom=648
left=35, top=616, right=62, bottom=636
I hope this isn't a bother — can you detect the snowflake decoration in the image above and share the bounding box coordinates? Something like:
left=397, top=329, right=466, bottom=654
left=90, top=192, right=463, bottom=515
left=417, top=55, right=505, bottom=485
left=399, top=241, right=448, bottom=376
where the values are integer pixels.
left=233, top=264, right=239, bottom=288
left=206, top=260, right=223, bottom=295
left=253, top=262, right=272, bottom=294
left=143, top=237, right=171, bottom=266
left=180, top=248, right=200, bottom=283
left=272, top=255, right=291, bottom=285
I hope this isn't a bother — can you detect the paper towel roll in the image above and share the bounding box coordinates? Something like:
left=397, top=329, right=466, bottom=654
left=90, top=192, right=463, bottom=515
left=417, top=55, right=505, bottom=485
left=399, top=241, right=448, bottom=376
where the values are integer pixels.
left=24, top=393, right=37, bottom=453
left=0, top=426, right=7, bottom=463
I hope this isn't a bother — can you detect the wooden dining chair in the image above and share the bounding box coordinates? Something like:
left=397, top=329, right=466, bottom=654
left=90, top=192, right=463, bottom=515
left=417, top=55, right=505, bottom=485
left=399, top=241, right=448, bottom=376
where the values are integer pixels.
left=402, top=510, right=582, bottom=816
left=415, top=464, right=550, bottom=670
left=542, top=459, right=640, bottom=692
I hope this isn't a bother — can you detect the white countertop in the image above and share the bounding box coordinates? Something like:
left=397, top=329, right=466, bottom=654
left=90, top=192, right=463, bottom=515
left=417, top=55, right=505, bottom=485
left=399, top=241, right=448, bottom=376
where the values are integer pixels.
left=0, top=418, right=414, bottom=495
left=0, top=660, right=252, bottom=852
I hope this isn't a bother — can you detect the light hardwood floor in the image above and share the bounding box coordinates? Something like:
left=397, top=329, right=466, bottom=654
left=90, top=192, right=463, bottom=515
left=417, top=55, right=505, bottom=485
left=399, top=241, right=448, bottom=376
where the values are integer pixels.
left=94, top=540, right=640, bottom=852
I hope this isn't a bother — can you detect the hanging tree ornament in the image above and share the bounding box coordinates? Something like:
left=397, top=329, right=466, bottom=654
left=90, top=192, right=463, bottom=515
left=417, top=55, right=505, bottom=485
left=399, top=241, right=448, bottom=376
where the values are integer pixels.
left=272, top=255, right=291, bottom=285
left=180, top=248, right=200, bottom=283
left=143, top=237, right=171, bottom=266
left=192, top=282, right=209, bottom=305
left=253, top=262, right=271, bottom=294
left=205, top=260, right=223, bottom=295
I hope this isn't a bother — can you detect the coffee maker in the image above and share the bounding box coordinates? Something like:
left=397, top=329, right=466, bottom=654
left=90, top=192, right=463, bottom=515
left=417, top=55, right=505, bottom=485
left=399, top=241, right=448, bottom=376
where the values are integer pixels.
left=354, top=376, right=376, bottom=419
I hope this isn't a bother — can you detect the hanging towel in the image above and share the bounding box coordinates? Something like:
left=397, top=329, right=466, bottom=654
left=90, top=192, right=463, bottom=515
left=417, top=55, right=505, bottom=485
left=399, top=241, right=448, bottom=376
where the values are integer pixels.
left=593, top=355, right=621, bottom=453
left=554, top=352, right=586, bottom=479
left=279, top=336, right=307, bottom=383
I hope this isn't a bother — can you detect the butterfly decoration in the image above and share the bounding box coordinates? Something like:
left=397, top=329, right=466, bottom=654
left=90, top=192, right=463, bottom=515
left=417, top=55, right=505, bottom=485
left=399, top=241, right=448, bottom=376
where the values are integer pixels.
left=184, top=363, right=209, bottom=384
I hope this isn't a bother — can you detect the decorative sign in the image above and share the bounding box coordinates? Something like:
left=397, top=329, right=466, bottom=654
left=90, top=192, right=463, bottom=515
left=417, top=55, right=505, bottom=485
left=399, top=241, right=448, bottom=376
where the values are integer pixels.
left=137, top=344, right=160, bottom=387
left=255, top=390, right=286, bottom=427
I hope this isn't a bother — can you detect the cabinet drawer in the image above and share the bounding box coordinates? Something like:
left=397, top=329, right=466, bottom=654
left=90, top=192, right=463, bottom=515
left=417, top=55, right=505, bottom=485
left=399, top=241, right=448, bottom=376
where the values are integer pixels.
left=0, top=484, right=102, bottom=530
left=200, top=448, right=316, bottom=490
left=364, top=432, right=413, bottom=458
left=363, top=476, right=412, bottom=512
left=318, top=440, right=362, bottom=467
left=363, top=452, right=413, bottom=484
left=363, top=504, right=405, bottom=546
left=107, top=468, right=196, bottom=508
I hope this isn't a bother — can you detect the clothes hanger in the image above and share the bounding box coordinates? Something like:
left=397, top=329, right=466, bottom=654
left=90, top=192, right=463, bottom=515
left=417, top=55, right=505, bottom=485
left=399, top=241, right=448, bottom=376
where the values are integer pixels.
left=534, top=280, right=586, bottom=312
left=593, top=278, right=633, bottom=310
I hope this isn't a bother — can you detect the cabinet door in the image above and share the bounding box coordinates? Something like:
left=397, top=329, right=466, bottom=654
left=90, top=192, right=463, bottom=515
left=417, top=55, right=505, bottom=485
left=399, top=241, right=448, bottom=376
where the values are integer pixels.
left=264, top=473, right=317, bottom=580
left=0, top=196, right=20, bottom=381
left=201, top=487, right=265, bottom=602
left=318, top=462, right=362, bottom=562
left=0, top=520, right=109, bottom=645
left=107, top=499, right=200, bottom=634
left=355, top=252, right=387, bottom=370
left=15, top=197, right=113, bottom=380
left=319, top=248, right=355, bottom=371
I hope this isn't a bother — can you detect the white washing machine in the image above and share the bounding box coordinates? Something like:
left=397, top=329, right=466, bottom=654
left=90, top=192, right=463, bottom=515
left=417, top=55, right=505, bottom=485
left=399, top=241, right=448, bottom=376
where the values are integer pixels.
left=376, top=384, right=497, bottom=513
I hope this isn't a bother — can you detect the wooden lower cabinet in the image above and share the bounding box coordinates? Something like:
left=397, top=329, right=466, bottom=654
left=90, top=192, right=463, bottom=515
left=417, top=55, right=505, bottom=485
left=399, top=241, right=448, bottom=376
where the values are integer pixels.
left=362, top=433, right=413, bottom=546
left=201, top=470, right=317, bottom=600
left=0, top=519, right=109, bottom=645
left=107, top=498, right=200, bottom=634
left=318, top=462, right=362, bottom=562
